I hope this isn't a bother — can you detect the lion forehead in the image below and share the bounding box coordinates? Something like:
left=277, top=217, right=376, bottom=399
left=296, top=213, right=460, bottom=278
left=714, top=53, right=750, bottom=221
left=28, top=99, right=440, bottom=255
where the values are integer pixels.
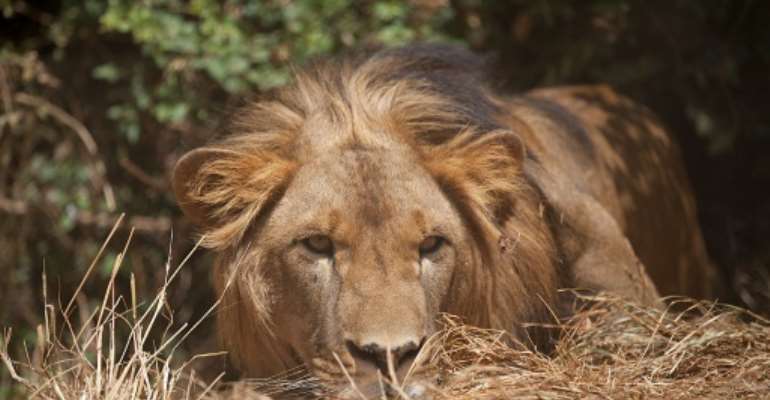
left=268, top=147, right=455, bottom=235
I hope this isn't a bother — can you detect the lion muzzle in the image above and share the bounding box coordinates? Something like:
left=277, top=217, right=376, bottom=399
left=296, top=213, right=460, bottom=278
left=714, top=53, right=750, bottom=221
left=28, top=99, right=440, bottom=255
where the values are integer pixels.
left=345, top=336, right=424, bottom=374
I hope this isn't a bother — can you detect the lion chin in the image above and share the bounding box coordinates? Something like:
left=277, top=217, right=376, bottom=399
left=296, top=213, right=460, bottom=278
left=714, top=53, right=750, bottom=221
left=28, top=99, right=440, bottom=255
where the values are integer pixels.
left=314, top=359, right=433, bottom=399
left=172, top=43, right=718, bottom=397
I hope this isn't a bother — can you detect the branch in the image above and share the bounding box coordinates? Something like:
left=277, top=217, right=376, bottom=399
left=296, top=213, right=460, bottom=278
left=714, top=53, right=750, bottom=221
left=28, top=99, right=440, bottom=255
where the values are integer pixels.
left=14, top=93, right=96, bottom=154
left=0, top=197, right=171, bottom=233
left=75, top=210, right=172, bottom=233
left=119, top=156, right=168, bottom=192
left=0, top=328, right=33, bottom=389
left=13, top=92, right=116, bottom=211
left=0, top=196, right=26, bottom=214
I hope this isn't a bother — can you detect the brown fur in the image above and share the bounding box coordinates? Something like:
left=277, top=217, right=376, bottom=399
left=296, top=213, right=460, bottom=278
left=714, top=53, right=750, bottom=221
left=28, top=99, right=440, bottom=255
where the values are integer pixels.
left=172, top=44, right=717, bottom=396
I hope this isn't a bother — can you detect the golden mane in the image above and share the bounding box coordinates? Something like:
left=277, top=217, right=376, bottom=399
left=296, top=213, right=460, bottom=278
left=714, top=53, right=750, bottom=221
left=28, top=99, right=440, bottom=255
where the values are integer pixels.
left=189, top=45, right=520, bottom=247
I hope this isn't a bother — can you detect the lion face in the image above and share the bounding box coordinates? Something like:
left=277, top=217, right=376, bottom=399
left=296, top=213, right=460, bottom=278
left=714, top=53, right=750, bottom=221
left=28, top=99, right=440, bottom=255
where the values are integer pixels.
left=171, top=43, right=549, bottom=395
left=250, top=146, right=468, bottom=388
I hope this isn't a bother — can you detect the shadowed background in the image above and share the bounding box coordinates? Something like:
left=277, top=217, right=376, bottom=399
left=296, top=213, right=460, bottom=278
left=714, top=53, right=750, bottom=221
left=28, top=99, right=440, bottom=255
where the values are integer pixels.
left=1, top=1, right=769, bottom=398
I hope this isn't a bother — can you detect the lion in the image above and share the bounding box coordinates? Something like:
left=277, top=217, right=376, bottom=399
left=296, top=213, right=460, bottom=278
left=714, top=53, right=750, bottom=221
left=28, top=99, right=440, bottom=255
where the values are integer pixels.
left=172, top=44, right=718, bottom=397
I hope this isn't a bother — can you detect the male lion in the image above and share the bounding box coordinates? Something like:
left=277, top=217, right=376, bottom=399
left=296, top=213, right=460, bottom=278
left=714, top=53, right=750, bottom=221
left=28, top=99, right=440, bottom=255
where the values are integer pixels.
left=172, top=44, right=717, bottom=397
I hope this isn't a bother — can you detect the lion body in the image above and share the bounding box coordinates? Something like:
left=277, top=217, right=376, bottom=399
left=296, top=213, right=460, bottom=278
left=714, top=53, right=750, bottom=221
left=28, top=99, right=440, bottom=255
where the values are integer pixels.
left=509, top=86, right=716, bottom=298
left=173, top=44, right=717, bottom=392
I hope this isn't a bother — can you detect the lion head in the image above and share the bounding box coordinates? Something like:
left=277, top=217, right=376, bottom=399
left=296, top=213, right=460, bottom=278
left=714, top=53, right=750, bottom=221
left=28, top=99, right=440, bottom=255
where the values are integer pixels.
left=172, top=44, right=661, bottom=397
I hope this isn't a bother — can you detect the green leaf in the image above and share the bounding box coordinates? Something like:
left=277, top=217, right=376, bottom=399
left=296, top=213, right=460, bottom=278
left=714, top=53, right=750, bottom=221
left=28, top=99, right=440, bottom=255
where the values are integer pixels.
left=93, top=63, right=121, bottom=82
left=373, top=1, right=408, bottom=21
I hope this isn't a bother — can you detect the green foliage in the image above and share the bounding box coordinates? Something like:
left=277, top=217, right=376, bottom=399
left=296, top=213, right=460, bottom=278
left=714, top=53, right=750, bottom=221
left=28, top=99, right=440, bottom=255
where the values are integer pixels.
left=1, top=0, right=457, bottom=251
left=83, top=0, right=453, bottom=142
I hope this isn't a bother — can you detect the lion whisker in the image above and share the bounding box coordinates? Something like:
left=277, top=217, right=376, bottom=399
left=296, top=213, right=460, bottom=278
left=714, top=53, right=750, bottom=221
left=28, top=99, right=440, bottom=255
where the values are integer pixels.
left=332, top=351, right=368, bottom=400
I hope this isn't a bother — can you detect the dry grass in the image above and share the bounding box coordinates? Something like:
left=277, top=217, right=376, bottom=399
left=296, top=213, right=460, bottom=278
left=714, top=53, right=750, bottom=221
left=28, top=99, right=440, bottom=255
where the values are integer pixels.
left=0, top=216, right=230, bottom=400
left=419, top=298, right=770, bottom=399
left=2, top=218, right=769, bottom=399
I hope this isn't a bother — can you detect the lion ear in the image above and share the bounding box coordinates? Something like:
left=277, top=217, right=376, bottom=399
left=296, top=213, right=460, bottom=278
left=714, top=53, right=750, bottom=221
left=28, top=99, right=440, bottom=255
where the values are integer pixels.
left=172, top=146, right=297, bottom=249
left=173, top=148, right=231, bottom=227
left=424, top=129, right=525, bottom=223
left=523, top=161, right=660, bottom=306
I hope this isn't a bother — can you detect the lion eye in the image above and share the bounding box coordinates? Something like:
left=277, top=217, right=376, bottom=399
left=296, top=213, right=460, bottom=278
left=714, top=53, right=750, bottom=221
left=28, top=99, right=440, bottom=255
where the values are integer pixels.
left=419, top=236, right=445, bottom=256
left=302, top=235, right=334, bottom=255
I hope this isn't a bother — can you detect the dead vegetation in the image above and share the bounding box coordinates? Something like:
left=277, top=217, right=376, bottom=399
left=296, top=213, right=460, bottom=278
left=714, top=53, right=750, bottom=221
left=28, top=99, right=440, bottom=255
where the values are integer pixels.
left=421, top=298, right=770, bottom=399
left=2, top=219, right=769, bottom=399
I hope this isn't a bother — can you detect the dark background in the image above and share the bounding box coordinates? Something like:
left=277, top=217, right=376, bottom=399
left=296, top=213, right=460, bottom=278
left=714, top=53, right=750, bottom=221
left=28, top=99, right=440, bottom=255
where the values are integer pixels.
left=1, top=0, right=769, bottom=397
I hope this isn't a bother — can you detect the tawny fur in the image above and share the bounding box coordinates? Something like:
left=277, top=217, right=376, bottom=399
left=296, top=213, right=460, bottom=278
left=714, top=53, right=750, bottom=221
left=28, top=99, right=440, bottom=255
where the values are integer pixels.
left=172, top=44, right=717, bottom=391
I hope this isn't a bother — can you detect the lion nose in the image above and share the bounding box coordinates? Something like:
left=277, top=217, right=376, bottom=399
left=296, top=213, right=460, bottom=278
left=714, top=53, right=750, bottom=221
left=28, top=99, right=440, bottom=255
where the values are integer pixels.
left=345, top=337, right=425, bottom=373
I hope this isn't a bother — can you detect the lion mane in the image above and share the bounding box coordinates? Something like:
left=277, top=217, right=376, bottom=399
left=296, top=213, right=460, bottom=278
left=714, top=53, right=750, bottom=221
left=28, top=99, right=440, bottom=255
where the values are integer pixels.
left=173, top=44, right=714, bottom=377
left=181, top=44, right=562, bottom=366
